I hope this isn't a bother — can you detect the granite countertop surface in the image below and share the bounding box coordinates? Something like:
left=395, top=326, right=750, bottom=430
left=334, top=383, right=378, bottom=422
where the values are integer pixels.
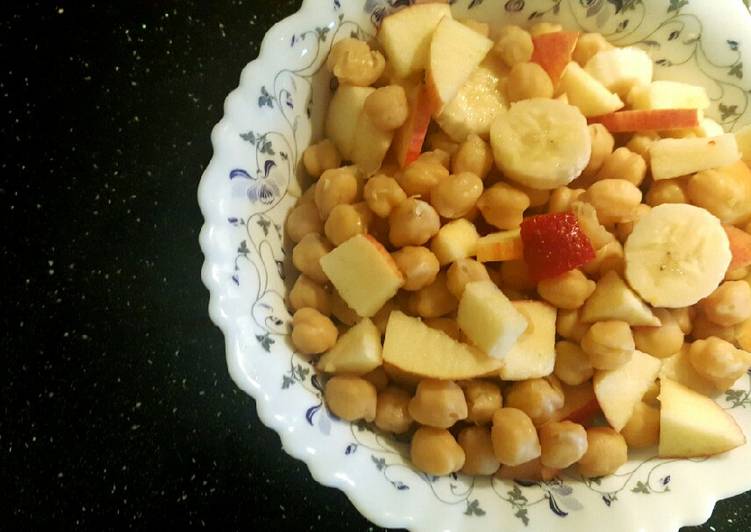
left=2, top=0, right=749, bottom=529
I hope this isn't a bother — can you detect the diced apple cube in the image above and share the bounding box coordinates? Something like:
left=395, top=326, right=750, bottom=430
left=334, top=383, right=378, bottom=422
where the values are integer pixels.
left=393, top=83, right=435, bottom=168
left=320, top=234, right=404, bottom=317
left=531, top=31, right=579, bottom=86
left=457, top=280, right=527, bottom=359
left=659, top=344, right=719, bottom=397
left=477, top=228, right=523, bottom=262
left=427, top=16, right=494, bottom=114
left=326, top=85, right=376, bottom=160
left=593, top=350, right=662, bottom=432
left=382, top=310, right=504, bottom=380
left=430, top=218, right=479, bottom=265
left=351, top=110, right=394, bottom=176
left=498, top=300, right=557, bottom=380
left=736, top=124, right=751, bottom=162
left=658, top=378, right=746, bottom=457
left=559, top=62, right=624, bottom=117
left=627, top=80, right=710, bottom=113
left=317, top=318, right=382, bottom=375
left=584, top=47, right=653, bottom=98
left=588, top=109, right=700, bottom=133
left=377, top=3, right=453, bottom=79
left=581, top=270, right=661, bottom=326
left=650, top=134, right=741, bottom=181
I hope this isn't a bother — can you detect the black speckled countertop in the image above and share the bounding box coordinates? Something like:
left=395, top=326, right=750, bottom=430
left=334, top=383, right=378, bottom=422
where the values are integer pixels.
left=1, top=1, right=749, bottom=530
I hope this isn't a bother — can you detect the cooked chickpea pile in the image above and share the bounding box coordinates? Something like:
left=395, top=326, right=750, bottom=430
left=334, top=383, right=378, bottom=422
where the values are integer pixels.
left=283, top=23, right=751, bottom=482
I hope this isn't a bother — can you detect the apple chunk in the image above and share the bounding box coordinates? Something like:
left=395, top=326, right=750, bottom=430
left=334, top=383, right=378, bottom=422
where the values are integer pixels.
left=628, top=80, right=710, bottom=112
left=431, top=218, right=479, bottom=265
left=558, top=62, right=624, bottom=117
left=393, top=83, right=434, bottom=167
left=581, top=271, right=661, bottom=327
left=593, top=350, right=662, bottom=432
left=498, top=301, right=557, bottom=381
left=320, top=235, right=404, bottom=317
left=377, top=3, right=452, bottom=79
left=659, top=344, right=718, bottom=397
left=531, top=31, right=579, bottom=86
left=382, top=311, right=504, bottom=380
left=457, top=280, right=528, bottom=359
left=427, top=16, right=493, bottom=114
left=477, top=228, right=523, bottom=262
left=658, top=377, right=746, bottom=457
left=650, top=134, right=742, bottom=181
left=551, top=381, right=599, bottom=425
left=317, top=318, right=382, bottom=375
left=326, top=85, right=376, bottom=160
left=588, top=109, right=700, bottom=133
left=725, top=225, right=751, bottom=272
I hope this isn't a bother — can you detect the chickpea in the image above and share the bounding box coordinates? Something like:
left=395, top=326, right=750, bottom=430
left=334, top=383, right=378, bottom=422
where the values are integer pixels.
left=298, top=183, right=317, bottom=205
left=557, top=308, right=589, bottom=342
left=362, top=366, right=389, bottom=392
left=363, top=85, right=409, bottom=131
left=458, top=426, right=501, bottom=475
left=375, top=386, right=413, bottom=434
left=324, top=203, right=370, bottom=246
left=391, top=246, right=440, bottom=291
left=496, top=457, right=559, bottom=481
left=410, top=427, right=465, bottom=476
left=580, top=239, right=624, bottom=279
left=331, top=291, right=359, bottom=326
left=615, top=203, right=650, bottom=242
left=292, top=233, right=332, bottom=284
left=459, top=379, right=502, bottom=425
left=514, top=183, right=551, bottom=208
left=701, top=281, right=751, bottom=327
left=326, top=38, right=385, bottom=87
left=478, top=182, right=531, bottom=230
left=577, top=427, right=627, bottom=478
left=364, top=174, right=406, bottom=218
left=447, top=259, right=490, bottom=299
left=397, top=153, right=449, bottom=198
left=726, top=265, right=750, bottom=282
left=530, top=22, right=563, bottom=36
left=625, top=131, right=659, bottom=166
left=539, top=421, right=588, bottom=469
left=537, top=269, right=596, bottom=309
left=581, top=320, right=635, bottom=370
left=549, top=187, right=585, bottom=213
left=581, top=124, right=615, bottom=180
left=505, top=377, right=565, bottom=426
left=292, top=308, right=338, bottom=355
left=491, top=408, right=542, bottom=466
left=582, top=179, right=642, bottom=225
left=633, top=308, right=684, bottom=358
left=641, top=379, right=660, bottom=407
left=687, top=163, right=751, bottom=225
left=671, top=306, right=694, bottom=335
left=689, top=337, right=751, bottom=390
left=573, top=32, right=613, bottom=66
left=408, top=379, right=468, bottom=428
left=409, top=272, right=458, bottom=318
left=289, top=274, right=331, bottom=315
left=302, top=139, right=342, bottom=179
left=388, top=199, right=441, bottom=247
left=506, top=62, right=554, bottom=102
left=572, top=201, right=616, bottom=249
left=554, top=340, right=594, bottom=386
left=423, top=148, right=451, bottom=170
left=493, top=25, right=534, bottom=68
left=430, top=172, right=484, bottom=219
left=315, top=166, right=360, bottom=220
left=425, top=318, right=463, bottom=341
left=428, top=130, right=459, bottom=156
left=646, top=178, right=689, bottom=207
left=691, top=312, right=736, bottom=343
left=286, top=201, right=323, bottom=243
left=596, top=147, right=647, bottom=187
left=325, top=375, right=377, bottom=421
left=621, top=402, right=660, bottom=448
left=499, top=260, right=536, bottom=292
left=452, top=134, right=494, bottom=180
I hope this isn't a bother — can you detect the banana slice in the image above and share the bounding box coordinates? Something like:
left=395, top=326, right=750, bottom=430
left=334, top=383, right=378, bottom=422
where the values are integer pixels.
left=490, top=98, right=591, bottom=190
left=624, top=204, right=731, bottom=308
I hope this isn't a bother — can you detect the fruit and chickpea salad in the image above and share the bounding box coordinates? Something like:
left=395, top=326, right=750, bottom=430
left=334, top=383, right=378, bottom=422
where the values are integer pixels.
left=284, top=3, right=751, bottom=480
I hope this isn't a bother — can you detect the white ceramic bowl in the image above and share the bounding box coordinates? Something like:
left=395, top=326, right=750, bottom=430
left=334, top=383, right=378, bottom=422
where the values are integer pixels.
left=199, top=1, right=751, bottom=530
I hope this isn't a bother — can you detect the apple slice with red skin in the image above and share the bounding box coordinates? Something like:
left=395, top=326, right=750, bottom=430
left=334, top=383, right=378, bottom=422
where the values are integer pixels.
left=724, top=224, right=751, bottom=271
left=552, top=382, right=600, bottom=426
left=531, top=31, right=579, bottom=86
left=393, top=84, right=435, bottom=168
left=588, top=108, right=700, bottom=133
